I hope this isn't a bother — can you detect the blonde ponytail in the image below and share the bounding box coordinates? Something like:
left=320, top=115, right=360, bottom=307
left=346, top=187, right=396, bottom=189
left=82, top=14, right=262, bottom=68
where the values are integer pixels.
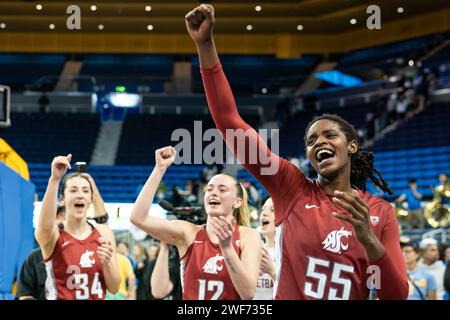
left=233, top=182, right=251, bottom=227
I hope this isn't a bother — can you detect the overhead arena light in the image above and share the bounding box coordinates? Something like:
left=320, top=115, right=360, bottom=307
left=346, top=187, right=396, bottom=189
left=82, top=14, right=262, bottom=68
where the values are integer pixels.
left=108, top=92, right=142, bottom=108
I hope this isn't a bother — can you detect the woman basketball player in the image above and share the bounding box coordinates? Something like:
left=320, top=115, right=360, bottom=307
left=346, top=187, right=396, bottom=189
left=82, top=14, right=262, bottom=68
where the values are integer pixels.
left=130, top=147, right=261, bottom=300
left=35, top=154, right=120, bottom=299
left=185, top=4, right=408, bottom=300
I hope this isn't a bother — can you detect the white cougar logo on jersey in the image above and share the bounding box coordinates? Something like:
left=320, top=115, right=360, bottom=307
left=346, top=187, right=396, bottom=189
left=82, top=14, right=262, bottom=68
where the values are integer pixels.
left=79, top=250, right=95, bottom=268
left=202, top=254, right=224, bottom=275
left=322, top=227, right=352, bottom=254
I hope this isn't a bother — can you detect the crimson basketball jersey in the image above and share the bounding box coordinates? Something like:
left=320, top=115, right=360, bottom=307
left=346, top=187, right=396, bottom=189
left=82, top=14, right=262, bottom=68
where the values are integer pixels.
left=201, top=62, right=408, bottom=300
left=181, top=225, right=241, bottom=300
left=44, top=225, right=107, bottom=300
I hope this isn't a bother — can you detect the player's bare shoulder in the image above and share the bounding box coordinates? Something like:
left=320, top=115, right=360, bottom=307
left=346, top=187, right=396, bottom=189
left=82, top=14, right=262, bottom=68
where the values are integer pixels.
left=93, top=223, right=114, bottom=240
left=238, top=225, right=260, bottom=248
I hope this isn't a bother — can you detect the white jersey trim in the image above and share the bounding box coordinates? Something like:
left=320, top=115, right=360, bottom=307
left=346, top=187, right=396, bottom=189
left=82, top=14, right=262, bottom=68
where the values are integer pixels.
left=44, top=260, right=58, bottom=300
left=273, top=223, right=283, bottom=299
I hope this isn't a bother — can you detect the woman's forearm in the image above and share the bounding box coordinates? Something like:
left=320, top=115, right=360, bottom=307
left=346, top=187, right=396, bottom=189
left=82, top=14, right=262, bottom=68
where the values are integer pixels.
left=103, top=258, right=120, bottom=294
left=130, top=166, right=166, bottom=226
left=151, top=244, right=173, bottom=298
left=197, top=39, right=219, bottom=69
left=221, top=246, right=257, bottom=300
left=37, top=177, right=60, bottom=238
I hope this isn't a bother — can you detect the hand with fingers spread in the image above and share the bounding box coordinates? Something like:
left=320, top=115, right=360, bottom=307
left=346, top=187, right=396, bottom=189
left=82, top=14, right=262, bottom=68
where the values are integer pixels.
left=97, top=237, right=114, bottom=265
left=185, top=4, right=215, bottom=45
left=331, top=189, right=375, bottom=246
left=155, top=146, right=177, bottom=170
left=331, top=190, right=385, bottom=261
left=260, top=246, right=275, bottom=279
left=51, top=154, right=72, bottom=181
left=209, top=216, right=235, bottom=249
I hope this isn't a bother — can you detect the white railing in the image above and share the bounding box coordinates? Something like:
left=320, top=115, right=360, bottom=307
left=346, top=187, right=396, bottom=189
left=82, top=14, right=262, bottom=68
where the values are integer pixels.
left=422, top=228, right=448, bottom=243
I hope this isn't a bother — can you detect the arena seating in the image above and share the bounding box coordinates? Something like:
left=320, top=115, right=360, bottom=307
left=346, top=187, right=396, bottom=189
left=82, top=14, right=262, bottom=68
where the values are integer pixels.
left=192, top=54, right=320, bottom=94
left=80, top=54, right=173, bottom=93
left=0, top=112, right=100, bottom=163
left=116, top=113, right=261, bottom=165
left=0, top=54, right=65, bottom=91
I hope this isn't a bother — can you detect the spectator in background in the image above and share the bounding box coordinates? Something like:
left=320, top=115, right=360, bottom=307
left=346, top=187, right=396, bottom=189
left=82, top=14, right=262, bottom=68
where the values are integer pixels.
left=395, top=90, right=409, bottom=121
left=441, top=243, right=450, bottom=300
left=402, top=241, right=436, bottom=300
left=239, top=178, right=260, bottom=208
left=386, top=91, right=398, bottom=124
left=179, top=179, right=198, bottom=204
left=432, top=173, right=450, bottom=205
left=443, top=245, right=450, bottom=264
left=133, top=244, right=147, bottom=265
left=134, top=244, right=160, bottom=300
left=445, top=260, right=450, bottom=300
left=117, top=241, right=135, bottom=268
left=395, top=179, right=424, bottom=229
left=107, top=242, right=136, bottom=300
left=171, top=186, right=184, bottom=207
left=38, top=91, right=50, bottom=113
left=151, top=242, right=182, bottom=300
left=16, top=206, right=66, bottom=300
left=418, top=238, right=446, bottom=300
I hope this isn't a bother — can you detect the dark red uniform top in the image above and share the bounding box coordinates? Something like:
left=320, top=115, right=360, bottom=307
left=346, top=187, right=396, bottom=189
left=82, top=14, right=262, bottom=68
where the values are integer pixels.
left=181, top=225, right=241, bottom=300
left=44, top=226, right=106, bottom=300
left=201, top=62, right=408, bottom=300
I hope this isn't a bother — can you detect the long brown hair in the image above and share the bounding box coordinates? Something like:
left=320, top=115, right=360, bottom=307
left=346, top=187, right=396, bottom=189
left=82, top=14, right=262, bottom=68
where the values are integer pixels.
left=61, top=172, right=93, bottom=197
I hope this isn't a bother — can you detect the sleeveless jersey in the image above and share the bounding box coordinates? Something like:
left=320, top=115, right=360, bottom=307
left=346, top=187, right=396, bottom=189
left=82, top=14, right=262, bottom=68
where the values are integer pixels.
left=181, top=224, right=241, bottom=300
left=44, top=225, right=106, bottom=300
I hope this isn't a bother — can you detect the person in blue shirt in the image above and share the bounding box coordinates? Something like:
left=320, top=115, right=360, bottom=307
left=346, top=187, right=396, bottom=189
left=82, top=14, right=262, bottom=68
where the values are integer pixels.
left=396, top=179, right=424, bottom=228
left=402, top=241, right=437, bottom=300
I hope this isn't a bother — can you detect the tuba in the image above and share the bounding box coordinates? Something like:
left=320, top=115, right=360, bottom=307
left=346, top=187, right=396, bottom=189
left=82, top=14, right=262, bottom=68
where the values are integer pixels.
left=424, top=182, right=450, bottom=228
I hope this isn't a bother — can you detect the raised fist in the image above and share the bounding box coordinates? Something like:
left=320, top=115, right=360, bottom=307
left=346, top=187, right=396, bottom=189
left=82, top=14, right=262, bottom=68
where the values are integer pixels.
left=185, top=4, right=215, bottom=45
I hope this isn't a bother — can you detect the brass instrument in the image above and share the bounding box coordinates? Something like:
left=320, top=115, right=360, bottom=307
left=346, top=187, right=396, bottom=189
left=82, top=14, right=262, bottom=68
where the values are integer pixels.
left=424, top=183, right=450, bottom=228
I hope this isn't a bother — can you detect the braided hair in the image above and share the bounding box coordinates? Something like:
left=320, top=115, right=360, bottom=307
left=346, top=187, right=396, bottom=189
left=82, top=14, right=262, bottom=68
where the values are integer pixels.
left=304, top=114, right=393, bottom=195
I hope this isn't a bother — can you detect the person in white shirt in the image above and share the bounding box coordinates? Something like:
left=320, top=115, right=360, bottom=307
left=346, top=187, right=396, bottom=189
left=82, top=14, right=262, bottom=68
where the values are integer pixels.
left=418, top=238, right=446, bottom=300
left=254, top=198, right=276, bottom=300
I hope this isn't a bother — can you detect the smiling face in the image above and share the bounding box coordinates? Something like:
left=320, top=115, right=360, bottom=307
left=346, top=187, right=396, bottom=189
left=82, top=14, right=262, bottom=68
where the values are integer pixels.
left=260, top=198, right=275, bottom=237
left=305, top=119, right=357, bottom=179
left=61, top=176, right=92, bottom=220
left=204, top=174, right=242, bottom=220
